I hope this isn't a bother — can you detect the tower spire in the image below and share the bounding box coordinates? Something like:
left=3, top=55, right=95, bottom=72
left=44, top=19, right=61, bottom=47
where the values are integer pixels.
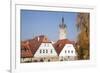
left=59, top=17, right=67, bottom=40
left=62, top=17, right=64, bottom=24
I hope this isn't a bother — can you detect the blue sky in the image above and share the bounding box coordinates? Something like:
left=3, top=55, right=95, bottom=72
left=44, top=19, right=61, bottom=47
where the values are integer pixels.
left=21, top=10, right=78, bottom=41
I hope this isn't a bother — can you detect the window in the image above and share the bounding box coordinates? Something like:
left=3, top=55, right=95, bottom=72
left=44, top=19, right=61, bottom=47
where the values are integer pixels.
left=51, top=49, right=53, bottom=53
left=40, top=50, right=42, bottom=53
left=46, top=49, right=48, bottom=53
left=68, top=50, right=70, bottom=53
left=65, top=50, right=66, bottom=53
left=71, top=50, right=73, bottom=53
left=43, top=49, right=45, bottom=53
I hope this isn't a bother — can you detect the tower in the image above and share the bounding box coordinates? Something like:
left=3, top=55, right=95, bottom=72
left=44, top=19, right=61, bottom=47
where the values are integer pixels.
left=59, top=17, right=67, bottom=40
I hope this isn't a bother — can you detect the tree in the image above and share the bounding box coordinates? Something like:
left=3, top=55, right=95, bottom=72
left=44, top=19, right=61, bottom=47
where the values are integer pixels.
left=76, top=13, right=90, bottom=59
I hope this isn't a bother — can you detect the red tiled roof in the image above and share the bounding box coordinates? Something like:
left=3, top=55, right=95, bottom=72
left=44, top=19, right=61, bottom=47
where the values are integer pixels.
left=21, top=41, right=33, bottom=58
left=53, top=39, right=73, bottom=55
left=21, top=35, right=75, bottom=57
left=29, top=35, right=49, bottom=55
left=21, top=35, right=49, bottom=57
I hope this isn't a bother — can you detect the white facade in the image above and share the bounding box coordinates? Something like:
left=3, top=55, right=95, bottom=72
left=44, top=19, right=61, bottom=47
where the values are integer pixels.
left=59, top=44, right=77, bottom=61
left=34, top=42, right=58, bottom=58
left=59, top=27, right=67, bottom=40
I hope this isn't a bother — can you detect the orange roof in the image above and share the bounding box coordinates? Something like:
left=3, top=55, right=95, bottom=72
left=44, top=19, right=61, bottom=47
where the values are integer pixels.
left=53, top=39, right=73, bottom=55
left=21, top=42, right=33, bottom=58
left=21, top=35, right=75, bottom=57
left=29, top=35, right=49, bottom=55
left=21, top=35, right=49, bottom=57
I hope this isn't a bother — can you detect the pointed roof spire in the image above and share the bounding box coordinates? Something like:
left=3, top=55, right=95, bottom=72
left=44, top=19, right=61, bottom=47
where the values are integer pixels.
left=59, top=17, right=66, bottom=28
left=62, top=17, right=64, bottom=24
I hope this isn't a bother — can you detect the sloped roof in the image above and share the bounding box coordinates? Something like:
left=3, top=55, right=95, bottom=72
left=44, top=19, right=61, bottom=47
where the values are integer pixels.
left=21, top=35, right=75, bottom=57
left=21, top=41, right=33, bottom=58
left=53, top=39, right=73, bottom=55
left=21, top=35, right=49, bottom=57
left=29, top=35, right=49, bottom=55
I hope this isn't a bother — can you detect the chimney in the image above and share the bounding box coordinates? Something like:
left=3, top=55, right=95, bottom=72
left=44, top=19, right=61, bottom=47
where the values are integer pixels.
left=38, top=37, right=40, bottom=41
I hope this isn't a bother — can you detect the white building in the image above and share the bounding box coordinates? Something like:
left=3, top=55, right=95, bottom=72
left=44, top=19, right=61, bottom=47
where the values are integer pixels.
left=34, top=42, right=58, bottom=62
left=59, top=44, right=77, bottom=61
left=59, top=17, right=67, bottom=40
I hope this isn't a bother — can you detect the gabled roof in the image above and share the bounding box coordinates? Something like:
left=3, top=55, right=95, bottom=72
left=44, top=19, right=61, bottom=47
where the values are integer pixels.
left=21, top=41, right=33, bottom=58
left=53, top=39, right=73, bottom=55
left=29, top=35, right=49, bottom=55
left=21, top=35, right=75, bottom=57
left=21, top=35, right=49, bottom=57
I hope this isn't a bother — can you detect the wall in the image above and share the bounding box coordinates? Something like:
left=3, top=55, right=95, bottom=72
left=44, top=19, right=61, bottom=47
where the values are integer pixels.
left=34, top=43, right=57, bottom=57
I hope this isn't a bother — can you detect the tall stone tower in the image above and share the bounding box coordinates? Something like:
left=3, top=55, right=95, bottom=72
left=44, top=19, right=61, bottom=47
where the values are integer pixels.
left=59, top=17, right=67, bottom=40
